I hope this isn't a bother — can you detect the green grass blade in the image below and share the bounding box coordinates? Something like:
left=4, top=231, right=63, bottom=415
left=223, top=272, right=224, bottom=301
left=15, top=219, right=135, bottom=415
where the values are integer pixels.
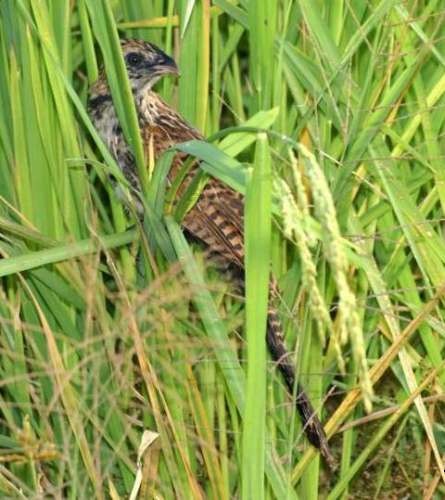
left=242, top=134, right=272, bottom=499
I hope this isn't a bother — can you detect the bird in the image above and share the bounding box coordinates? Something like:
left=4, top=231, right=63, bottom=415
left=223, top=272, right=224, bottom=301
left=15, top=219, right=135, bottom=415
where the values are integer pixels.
left=88, top=38, right=334, bottom=468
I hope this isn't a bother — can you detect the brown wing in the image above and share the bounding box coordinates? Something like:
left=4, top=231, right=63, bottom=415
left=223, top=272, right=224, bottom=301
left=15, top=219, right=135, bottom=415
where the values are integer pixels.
left=141, top=106, right=245, bottom=269
left=204, top=179, right=244, bottom=235
left=183, top=179, right=245, bottom=269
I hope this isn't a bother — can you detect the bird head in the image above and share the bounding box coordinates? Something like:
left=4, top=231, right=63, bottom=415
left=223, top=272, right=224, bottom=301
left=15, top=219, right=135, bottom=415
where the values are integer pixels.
left=120, top=39, right=178, bottom=91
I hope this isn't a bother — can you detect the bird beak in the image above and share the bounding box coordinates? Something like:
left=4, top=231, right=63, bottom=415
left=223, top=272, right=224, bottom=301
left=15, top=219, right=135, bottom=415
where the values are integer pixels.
left=154, top=54, right=179, bottom=77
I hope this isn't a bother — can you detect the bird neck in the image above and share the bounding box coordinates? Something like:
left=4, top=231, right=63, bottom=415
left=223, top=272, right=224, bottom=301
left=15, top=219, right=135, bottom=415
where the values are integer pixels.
left=136, top=88, right=203, bottom=142
left=135, top=88, right=164, bottom=125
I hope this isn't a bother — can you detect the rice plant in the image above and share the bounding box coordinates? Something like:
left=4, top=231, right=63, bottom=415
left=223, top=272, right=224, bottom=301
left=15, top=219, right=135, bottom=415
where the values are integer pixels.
left=0, top=0, right=444, bottom=498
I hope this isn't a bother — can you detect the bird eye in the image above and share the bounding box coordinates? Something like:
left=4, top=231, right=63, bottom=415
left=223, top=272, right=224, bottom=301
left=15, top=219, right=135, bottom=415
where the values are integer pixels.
left=126, top=52, right=143, bottom=66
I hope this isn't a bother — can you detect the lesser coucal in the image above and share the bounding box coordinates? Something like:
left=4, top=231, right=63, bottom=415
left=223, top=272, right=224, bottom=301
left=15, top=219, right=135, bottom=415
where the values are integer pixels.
left=88, top=39, right=333, bottom=467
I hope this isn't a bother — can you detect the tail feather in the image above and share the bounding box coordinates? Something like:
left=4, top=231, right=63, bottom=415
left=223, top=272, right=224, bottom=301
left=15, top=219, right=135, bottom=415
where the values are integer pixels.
left=267, top=306, right=336, bottom=469
left=201, top=247, right=334, bottom=466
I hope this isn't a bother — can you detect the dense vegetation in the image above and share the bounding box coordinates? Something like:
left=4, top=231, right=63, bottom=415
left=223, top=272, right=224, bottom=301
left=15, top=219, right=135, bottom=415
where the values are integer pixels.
left=0, top=0, right=444, bottom=498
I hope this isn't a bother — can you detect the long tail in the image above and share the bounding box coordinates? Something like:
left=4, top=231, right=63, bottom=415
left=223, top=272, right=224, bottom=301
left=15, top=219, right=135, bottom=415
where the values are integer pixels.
left=206, top=255, right=335, bottom=467
left=267, top=305, right=335, bottom=469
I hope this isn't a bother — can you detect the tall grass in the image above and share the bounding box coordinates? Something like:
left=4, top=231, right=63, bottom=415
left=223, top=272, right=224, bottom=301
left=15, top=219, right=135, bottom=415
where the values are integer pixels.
left=0, top=0, right=445, bottom=498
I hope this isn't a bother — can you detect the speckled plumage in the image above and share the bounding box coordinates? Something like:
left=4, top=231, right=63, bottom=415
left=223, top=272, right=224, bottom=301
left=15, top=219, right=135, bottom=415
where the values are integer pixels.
left=88, top=39, right=334, bottom=467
